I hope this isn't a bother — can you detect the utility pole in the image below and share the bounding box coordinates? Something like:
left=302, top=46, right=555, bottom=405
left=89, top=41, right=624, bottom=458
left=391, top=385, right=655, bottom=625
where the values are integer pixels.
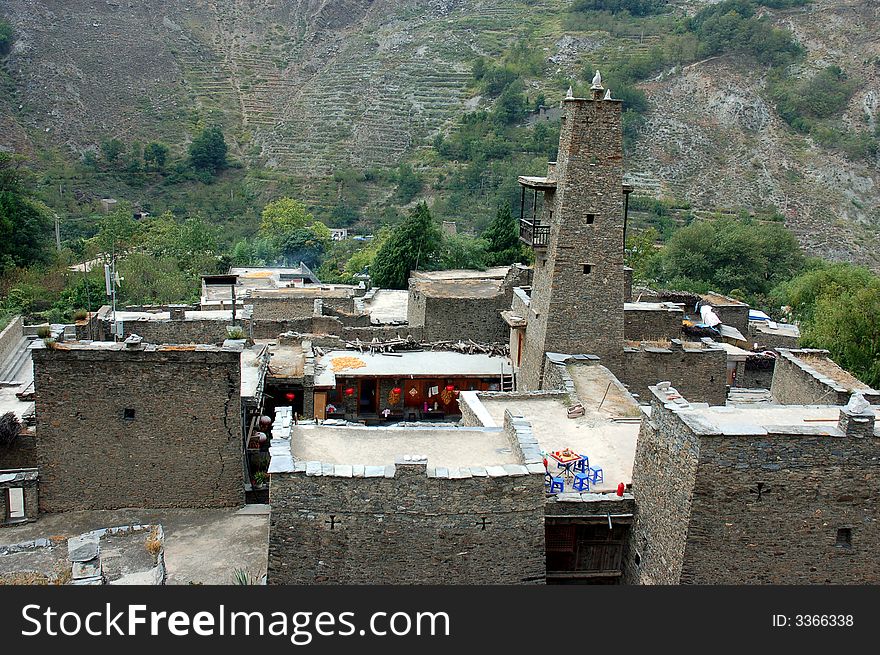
left=54, top=214, right=62, bottom=253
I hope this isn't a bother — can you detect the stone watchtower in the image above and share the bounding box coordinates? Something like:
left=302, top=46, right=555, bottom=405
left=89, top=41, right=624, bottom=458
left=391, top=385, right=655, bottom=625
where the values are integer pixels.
left=517, top=73, right=627, bottom=390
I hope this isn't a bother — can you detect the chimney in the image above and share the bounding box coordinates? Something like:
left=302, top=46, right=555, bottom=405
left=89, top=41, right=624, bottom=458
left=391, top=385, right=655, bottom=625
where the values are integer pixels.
left=838, top=392, right=875, bottom=438
left=169, top=304, right=187, bottom=321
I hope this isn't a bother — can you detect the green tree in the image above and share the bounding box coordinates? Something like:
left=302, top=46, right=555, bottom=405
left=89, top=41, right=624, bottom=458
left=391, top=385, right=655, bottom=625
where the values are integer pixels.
left=395, top=164, right=422, bottom=204
left=625, top=227, right=661, bottom=282
left=86, top=202, right=141, bottom=257
left=656, top=215, right=804, bottom=301
left=0, top=153, right=54, bottom=272
left=258, top=198, right=330, bottom=266
left=571, top=0, right=667, bottom=17
left=0, top=20, right=13, bottom=55
left=188, top=125, right=228, bottom=173
left=100, top=138, right=125, bottom=164
left=774, top=262, right=880, bottom=388
left=371, top=203, right=442, bottom=289
left=143, top=142, right=170, bottom=171
left=483, top=204, right=525, bottom=266
left=440, top=235, right=489, bottom=270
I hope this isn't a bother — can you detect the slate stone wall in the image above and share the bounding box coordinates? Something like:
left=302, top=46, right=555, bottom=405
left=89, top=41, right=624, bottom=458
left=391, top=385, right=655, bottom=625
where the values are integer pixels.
left=0, top=315, right=23, bottom=370
left=771, top=349, right=880, bottom=406
left=111, top=318, right=232, bottom=345
left=623, top=401, right=701, bottom=585
left=32, top=346, right=244, bottom=512
left=624, top=307, right=683, bottom=342
left=710, top=303, right=749, bottom=336
left=748, top=324, right=800, bottom=350
left=626, top=386, right=880, bottom=584
left=740, top=356, right=775, bottom=389
left=0, top=434, right=37, bottom=470
left=617, top=342, right=727, bottom=405
left=267, top=462, right=546, bottom=584
left=519, top=94, right=626, bottom=389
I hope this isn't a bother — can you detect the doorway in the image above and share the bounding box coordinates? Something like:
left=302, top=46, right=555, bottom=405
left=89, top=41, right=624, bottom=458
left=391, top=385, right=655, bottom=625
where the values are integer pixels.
left=7, top=488, right=25, bottom=520
left=359, top=379, right=378, bottom=415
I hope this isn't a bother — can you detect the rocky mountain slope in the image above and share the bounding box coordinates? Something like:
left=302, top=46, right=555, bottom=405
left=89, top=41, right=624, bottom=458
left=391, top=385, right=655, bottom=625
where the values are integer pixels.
left=1, top=0, right=878, bottom=266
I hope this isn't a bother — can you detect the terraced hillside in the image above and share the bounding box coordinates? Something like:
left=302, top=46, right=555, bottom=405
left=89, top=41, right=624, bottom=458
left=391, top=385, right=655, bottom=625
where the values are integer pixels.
left=1, top=0, right=879, bottom=266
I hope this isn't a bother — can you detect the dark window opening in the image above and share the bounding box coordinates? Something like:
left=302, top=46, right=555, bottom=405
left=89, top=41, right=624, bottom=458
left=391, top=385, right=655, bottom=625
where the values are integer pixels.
left=123, top=408, right=135, bottom=420
left=836, top=527, right=852, bottom=548
left=586, top=214, right=595, bottom=224
left=634, top=551, right=641, bottom=567
left=582, top=264, right=593, bottom=274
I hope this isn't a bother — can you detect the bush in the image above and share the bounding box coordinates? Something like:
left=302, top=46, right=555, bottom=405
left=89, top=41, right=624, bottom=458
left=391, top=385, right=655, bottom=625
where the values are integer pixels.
left=36, top=325, right=51, bottom=338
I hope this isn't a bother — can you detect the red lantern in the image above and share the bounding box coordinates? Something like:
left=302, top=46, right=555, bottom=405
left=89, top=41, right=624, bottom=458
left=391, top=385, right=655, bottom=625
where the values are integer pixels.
left=445, top=384, right=455, bottom=391
left=392, top=387, right=402, bottom=394
left=285, top=392, right=296, bottom=402
left=345, top=387, right=355, bottom=396
left=617, top=483, right=625, bottom=497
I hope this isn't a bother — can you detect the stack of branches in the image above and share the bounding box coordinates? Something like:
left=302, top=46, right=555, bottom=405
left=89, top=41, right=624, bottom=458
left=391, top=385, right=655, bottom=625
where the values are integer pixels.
left=0, top=411, right=22, bottom=448
left=338, top=337, right=509, bottom=357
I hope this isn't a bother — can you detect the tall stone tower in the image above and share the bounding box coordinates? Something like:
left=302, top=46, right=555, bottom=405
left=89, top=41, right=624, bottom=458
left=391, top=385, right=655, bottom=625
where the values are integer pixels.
left=517, top=75, right=626, bottom=389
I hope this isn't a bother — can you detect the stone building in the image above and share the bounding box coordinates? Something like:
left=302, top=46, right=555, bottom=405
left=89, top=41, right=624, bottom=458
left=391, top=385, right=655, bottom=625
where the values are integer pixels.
left=770, top=349, right=880, bottom=406
left=32, top=340, right=247, bottom=512
left=625, top=384, right=880, bottom=584
left=267, top=415, right=547, bottom=584
left=517, top=78, right=628, bottom=389
left=407, top=266, right=531, bottom=344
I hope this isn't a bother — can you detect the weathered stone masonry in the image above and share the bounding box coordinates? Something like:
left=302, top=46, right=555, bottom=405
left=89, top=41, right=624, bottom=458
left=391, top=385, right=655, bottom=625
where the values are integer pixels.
left=33, top=344, right=244, bottom=512
left=268, top=463, right=545, bottom=584
left=625, top=386, right=880, bottom=584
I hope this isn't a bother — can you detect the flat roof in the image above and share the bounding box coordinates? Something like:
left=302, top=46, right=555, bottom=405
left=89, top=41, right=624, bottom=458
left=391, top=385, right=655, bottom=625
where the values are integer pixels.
left=753, top=321, right=800, bottom=338
left=314, top=351, right=512, bottom=386
left=624, top=302, right=684, bottom=313
left=478, top=396, right=639, bottom=491
left=701, top=292, right=747, bottom=307
left=364, top=289, right=409, bottom=324
left=410, top=277, right=502, bottom=299
left=518, top=175, right=557, bottom=190
left=687, top=404, right=851, bottom=436
left=110, top=310, right=233, bottom=322
left=289, top=424, right=520, bottom=468
left=250, top=286, right=353, bottom=298
left=411, top=267, right=511, bottom=281
left=786, top=350, right=874, bottom=392
left=240, top=344, right=268, bottom=400
left=266, top=341, right=305, bottom=379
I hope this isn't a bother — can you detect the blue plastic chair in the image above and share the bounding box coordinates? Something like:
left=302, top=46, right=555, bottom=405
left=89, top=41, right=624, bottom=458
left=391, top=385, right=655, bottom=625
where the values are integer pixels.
left=589, top=466, right=604, bottom=484
left=548, top=476, right=565, bottom=494
left=572, top=471, right=591, bottom=492
left=574, top=455, right=590, bottom=473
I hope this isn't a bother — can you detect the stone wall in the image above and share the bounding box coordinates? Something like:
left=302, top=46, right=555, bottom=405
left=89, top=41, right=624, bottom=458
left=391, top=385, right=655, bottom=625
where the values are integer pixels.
left=617, top=341, right=727, bottom=405
left=748, top=324, right=800, bottom=350
left=115, top=318, right=232, bottom=344
left=624, top=305, right=683, bottom=341
left=0, top=315, right=24, bottom=372
left=710, top=303, right=750, bottom=336
left=33, top=344, right=244, bottom=512
left=267, top=459, right=546, bottom=584
left=0, top=434, right=37, bottom=470
left=626, top=386, right=880, bottom=584
left=408, top=267, right=530, bottom=344
left=740, top=355, right=775, bottom=389
left=519, top=93, right=626, bottom=389
left=250, top=296, right=319, bottom=321
left=771, top=349, right=880, bottom=406
left=624, top=398, right=703, bottom=585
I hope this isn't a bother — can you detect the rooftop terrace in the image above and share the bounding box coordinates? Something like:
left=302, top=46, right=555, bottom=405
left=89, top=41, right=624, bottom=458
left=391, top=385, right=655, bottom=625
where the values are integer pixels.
left=288, top=424, right=520, bottom=469
left=314, top=350, right=512, bottom=386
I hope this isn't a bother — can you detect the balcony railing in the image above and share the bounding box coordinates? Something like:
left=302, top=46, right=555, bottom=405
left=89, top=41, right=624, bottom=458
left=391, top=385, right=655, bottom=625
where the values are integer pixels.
left=520, top=219, right=550, bottom=248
